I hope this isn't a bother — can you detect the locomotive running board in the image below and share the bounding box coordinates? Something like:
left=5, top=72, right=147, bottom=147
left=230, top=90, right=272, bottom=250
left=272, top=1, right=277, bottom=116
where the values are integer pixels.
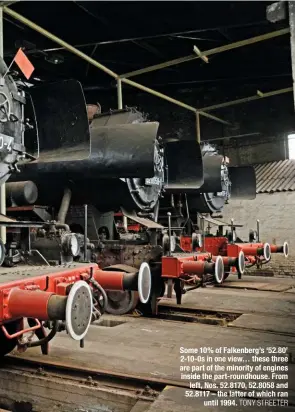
left=164, top=140, right=204, bottom=192
left=0, top=213, right=16, bottom=223
left=0, top=213, right=43, bottom=227
left=6, top=206, right=52, bottom=223
left=201, top=215, right=244, bottom=228
left=121, top=208, right=164, bottom=229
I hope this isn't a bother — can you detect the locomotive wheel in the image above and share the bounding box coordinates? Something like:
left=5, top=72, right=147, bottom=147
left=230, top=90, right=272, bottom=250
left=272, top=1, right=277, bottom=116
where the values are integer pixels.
left=0, top=238, right=5, bottom=266
left=105, top=291, right=139, bottom=315
left=0, top=321, right=19, bottom=357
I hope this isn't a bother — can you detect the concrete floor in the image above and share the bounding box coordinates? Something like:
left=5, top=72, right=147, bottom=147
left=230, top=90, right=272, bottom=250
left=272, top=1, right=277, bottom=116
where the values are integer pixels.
left=160, top=275, right=295, bottom=317
left=8, top=274, right=295, bottom=412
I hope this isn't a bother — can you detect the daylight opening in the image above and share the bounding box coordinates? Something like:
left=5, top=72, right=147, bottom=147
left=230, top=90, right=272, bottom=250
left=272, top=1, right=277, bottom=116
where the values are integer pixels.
left=288, top=134, right=295, bottom=159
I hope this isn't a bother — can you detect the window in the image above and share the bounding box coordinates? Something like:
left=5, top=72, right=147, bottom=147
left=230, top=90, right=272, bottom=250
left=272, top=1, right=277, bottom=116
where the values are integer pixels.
left=288, top=134, right=295, bottom=159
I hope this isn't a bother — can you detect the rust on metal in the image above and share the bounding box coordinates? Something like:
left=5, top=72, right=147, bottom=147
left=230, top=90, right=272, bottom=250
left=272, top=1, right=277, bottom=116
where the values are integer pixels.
left=121, top=209, right=164, bottom=229
left=86, top=103, right=101, bottom=122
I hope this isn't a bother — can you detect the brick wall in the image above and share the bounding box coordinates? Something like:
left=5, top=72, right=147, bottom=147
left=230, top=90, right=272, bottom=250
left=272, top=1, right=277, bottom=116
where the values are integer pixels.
left=221, top=192, right=295, bottom=278
left=221, top=135, right=288, bottom=166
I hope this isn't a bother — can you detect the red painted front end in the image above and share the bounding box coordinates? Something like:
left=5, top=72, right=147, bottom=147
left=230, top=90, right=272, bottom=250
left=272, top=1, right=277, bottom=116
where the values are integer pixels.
left=161, top=253, right=212, bottom=279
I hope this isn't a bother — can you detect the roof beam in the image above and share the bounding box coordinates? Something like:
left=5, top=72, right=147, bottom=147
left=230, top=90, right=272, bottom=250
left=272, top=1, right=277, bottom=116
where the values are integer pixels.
left=119, top=28, right=290, bottom=79
left=4, top=6, right=118, bottom=78
left=203, top=132, right=261, bottom=142
left=2, top=6, right=230, bottom=125
left=39, top=20, right=270, bottom=53
left=200, top=87, right=293, bottom=111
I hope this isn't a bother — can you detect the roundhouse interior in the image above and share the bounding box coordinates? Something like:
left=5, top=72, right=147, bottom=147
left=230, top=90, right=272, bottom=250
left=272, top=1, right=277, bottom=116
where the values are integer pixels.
left=0, top=2, right=294, bottom=412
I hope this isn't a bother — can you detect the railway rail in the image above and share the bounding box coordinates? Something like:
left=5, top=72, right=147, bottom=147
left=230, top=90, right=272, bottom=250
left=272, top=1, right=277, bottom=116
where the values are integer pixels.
left=0, top=364, right=158, bottom=412
left=0, top=354, right=178, bottom=412
left=1, top=317, right=294, bottom=411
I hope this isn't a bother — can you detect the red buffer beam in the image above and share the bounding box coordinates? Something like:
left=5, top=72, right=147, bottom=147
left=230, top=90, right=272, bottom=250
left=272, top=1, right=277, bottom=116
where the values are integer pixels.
left=0, top=262, right=151, bottom=355
left=180, top=236, right=245, bottom=275
left=227, top=242, right=272, bottom=261
left=161, top=253, right=225, bottom=285
left=1, top=263, right=151, bottom=324
left=181, top=235, right=289, bottom=269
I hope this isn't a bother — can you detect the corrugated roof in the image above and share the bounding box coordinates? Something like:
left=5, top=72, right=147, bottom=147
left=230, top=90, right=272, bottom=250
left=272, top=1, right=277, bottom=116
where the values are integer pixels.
left=254, top=159, right=295, bottom=193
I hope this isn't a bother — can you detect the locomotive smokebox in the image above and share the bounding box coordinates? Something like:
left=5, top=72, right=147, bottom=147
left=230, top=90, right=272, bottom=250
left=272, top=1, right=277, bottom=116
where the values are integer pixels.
left=164, top=140, right=204, bottom=193
left=6, top=181, right=38, bottom=207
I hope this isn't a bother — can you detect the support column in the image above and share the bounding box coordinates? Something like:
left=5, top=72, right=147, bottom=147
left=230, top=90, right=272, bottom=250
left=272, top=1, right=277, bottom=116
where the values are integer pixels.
left=117, top=78, right=123, bottom=110
left=196, top=111, right=201, bottom=143
left=0, top=6, right=6, bottom=244
left=289, top=2, right=295, bottom=109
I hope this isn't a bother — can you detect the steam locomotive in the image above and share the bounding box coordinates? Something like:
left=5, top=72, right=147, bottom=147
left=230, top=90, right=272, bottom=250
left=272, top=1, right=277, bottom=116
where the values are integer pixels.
left=0, top=70, right=153, bottom=357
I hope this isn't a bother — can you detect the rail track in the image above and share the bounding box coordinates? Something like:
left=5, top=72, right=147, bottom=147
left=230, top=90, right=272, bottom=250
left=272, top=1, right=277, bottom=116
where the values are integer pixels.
left=2, top=349, right=295, bottom=411
left=3, top=355, right=186, bottom=390
left=0, top=355, right=166, bottom=412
